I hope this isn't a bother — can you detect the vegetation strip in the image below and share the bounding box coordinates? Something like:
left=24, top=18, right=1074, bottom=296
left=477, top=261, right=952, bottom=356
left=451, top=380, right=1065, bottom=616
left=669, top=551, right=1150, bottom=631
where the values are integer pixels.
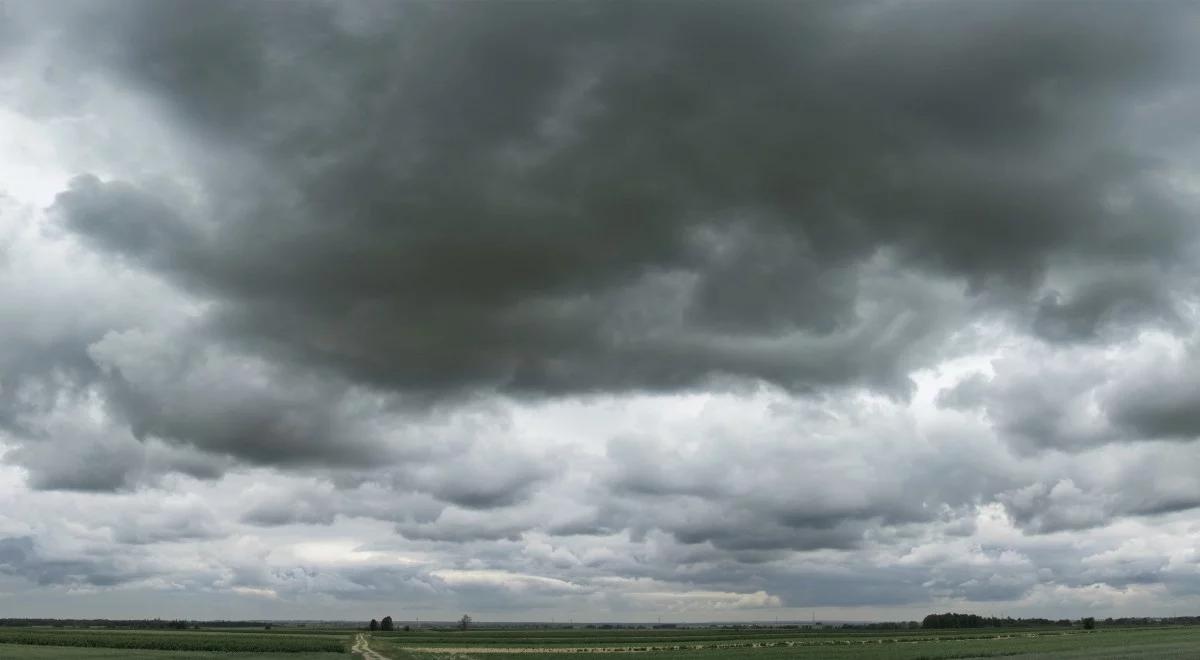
left=0, top=628, right=346, bottom=653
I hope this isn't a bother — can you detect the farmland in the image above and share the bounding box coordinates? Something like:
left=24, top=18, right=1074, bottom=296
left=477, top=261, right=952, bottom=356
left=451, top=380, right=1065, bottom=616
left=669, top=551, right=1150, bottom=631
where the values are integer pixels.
left=0, top=624, right=1197, bottom=658
left=364, top=625, right=1200, bottom=659
left=0, top=648, right=346, bottom=659
left=0, top=626, right=350, bottom=658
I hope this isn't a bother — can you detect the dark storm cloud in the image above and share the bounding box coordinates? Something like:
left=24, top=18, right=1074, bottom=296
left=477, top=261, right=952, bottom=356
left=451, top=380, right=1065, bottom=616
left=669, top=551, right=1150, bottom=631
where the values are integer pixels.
left=296, top=564, right=446, bottom=605
left=0, top=3, right=27, bottom=58
left=108, top=500, right=227, bottom=545
left=0, top=537, right=147, bottom=588
left=86, top=328, right=389, bottom=468
left=406, top=451, right=555, bottom=510
left=594, top=420, right=1016, bottom=552
left=395, top=513, right=531, bottom=544
left=51, top=175, right=198, bottom=273
left=9, top=430, right=226, bottom=492
left=1031, top=272, right=1180, bottom=343
left=0, top=339, right=94, bottom=439
left=1106, top=354, right=1200, bottom=440
left=941, top=343, right=1200, bottom=455
left=240, top=485, right=443, bottom=527
left=37, top=0, right=1200, bottom=401
left=942, top=362, right=1117, bottom=453
left=8, top=0, right=1200, bottom=618
left=995, top=443, right=1200, bottom=534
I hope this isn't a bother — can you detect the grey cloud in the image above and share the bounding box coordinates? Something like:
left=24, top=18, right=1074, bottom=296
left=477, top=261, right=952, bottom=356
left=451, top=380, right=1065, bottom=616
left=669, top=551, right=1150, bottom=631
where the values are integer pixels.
left=943, top=355, right=1117, bottom=453
left=1079, top=554, right=1170, bottom=588
left=302, top=565, right=446, bottom=605
left=240, top=484, right=443, bottom=528
left=1032, top=271, right=1180, bottom=343
left=999, top=480, right=1113, bottom=534
left=0, top=196, right=215, bottom=490
left=240, top=496, right=340, bottom=528
left=1105, top=355, right=1200, bottom=440
left=407, top=452, right=555, bottom=510
left=948, top=342, right=1200, bottom=455
left=5, top=403, right=231, bottom=492
left=7, top=0, right=1200, bottom=620
left=936, top=373, right=992, bottom=410
left=0, top=537, right=147, bottom=588
left=395, top=509, right=533, bottom=544
left=110, top=501, right=227, bottom=545
left=35, top=0, right=1200, bottom=402
left=86, top=328, right=396, bottom=469
left=1112, top=393, right=1200, bottom=440
left=997, top=442, right=1200, bottom=534
left=52, top=175, right=199, bottom=272
left=594, top=405, right=1017, bottom=552
left=10, top=426, right=146, bottom=492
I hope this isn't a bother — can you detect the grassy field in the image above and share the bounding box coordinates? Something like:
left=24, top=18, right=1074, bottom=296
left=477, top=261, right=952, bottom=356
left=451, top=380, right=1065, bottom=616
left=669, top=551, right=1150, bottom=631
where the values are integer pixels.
left=0, top=626, right=351, bottom=657
left=0, top=625, right=1197, bottom=659
left=366, top=625, right=1200, bottom=659
left=0, top=648, right=347, bottom=659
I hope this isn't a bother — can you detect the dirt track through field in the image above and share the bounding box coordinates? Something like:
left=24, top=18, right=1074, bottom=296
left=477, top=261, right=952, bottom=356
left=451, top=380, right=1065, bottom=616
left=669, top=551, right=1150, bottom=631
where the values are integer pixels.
left=353, top=633, right=392, bottom=660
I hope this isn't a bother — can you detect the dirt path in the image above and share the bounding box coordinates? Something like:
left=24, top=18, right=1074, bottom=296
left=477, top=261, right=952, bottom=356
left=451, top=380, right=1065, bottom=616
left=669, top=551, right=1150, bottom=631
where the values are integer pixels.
left=353, top=633, right=392, bottom=660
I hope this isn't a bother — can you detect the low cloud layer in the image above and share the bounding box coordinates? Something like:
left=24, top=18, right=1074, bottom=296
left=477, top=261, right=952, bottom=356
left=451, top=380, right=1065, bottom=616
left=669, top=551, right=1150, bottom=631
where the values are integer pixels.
left=1, top=0, right=1199, bottom=620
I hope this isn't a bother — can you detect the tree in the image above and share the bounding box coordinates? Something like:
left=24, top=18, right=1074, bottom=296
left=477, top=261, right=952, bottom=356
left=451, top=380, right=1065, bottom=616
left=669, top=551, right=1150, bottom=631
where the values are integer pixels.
left=459, top=614, right=471, bottom=631
left=381, top=616, right=394, bottom=631
left=1082, top=617, right=1096, bottom=630
left=369, top=619, right=379, bottom=632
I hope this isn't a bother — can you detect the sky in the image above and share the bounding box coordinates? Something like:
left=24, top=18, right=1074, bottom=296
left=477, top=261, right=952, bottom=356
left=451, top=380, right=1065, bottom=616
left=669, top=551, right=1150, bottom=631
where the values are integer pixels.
left=1, top=0, right=1200, bottom=623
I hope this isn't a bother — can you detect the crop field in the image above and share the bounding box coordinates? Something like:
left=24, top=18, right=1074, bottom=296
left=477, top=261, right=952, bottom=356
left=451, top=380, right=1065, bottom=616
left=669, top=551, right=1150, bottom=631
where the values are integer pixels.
left=0, top=625, right=1197, bottom=659
left=0, top=626, right=350, bottom=657
left=365, top=625, right=1200, bottom=659
left=0, top=648, right=346, bottom=659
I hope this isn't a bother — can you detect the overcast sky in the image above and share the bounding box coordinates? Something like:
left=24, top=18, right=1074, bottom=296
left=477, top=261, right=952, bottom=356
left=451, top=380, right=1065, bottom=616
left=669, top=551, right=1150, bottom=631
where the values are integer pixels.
left=2, top=0, right=1200, bottom=623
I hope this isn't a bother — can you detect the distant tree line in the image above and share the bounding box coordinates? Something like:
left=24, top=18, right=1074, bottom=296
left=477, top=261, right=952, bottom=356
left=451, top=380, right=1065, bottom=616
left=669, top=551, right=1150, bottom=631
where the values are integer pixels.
left=1104, top=616, right=1200, bottom=626
left=841, top=621, right=922, bottom=630
left=920, top=613, right=1125, bottom=629
left=368, top=615, right=469, bottom=632
left=367, top=616, right=415, bottom=632
left=0, top=619, right=361, bottom=630
left=0, top=619, right=240, bottom=629
left=922, top=613, right=1069, bottom=628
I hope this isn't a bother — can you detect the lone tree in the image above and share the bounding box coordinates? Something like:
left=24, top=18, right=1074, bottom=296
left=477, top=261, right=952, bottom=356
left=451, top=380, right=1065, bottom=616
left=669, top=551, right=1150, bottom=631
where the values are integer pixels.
left=1082, top=617, right=1096, bottom=630
left=381, top=616, right=394, bottom=631
left=459, top=614, right=471, bottom=631
left=369, top=619, right=379, bottom=632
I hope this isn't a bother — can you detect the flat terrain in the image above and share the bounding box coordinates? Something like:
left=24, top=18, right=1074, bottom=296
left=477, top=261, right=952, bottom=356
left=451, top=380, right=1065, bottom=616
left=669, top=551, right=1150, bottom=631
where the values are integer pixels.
left=365, top=626, right=1200, bottom=659
left=0, top=648, right=346, bottom=659
left=0, top=627, right=351, bottom=658
left=0, top=625, right=1197, bottom=658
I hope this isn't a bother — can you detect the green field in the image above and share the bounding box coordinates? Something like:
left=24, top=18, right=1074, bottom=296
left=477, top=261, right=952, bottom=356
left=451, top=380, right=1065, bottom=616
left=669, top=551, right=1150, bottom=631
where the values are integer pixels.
left=0, top=627, right=350, bottom=657
left=0, top=625, right=1197, bottom=659
left=0, top=648, right=346, bottom=659
left=366, top=626, right=1200, bottom=659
